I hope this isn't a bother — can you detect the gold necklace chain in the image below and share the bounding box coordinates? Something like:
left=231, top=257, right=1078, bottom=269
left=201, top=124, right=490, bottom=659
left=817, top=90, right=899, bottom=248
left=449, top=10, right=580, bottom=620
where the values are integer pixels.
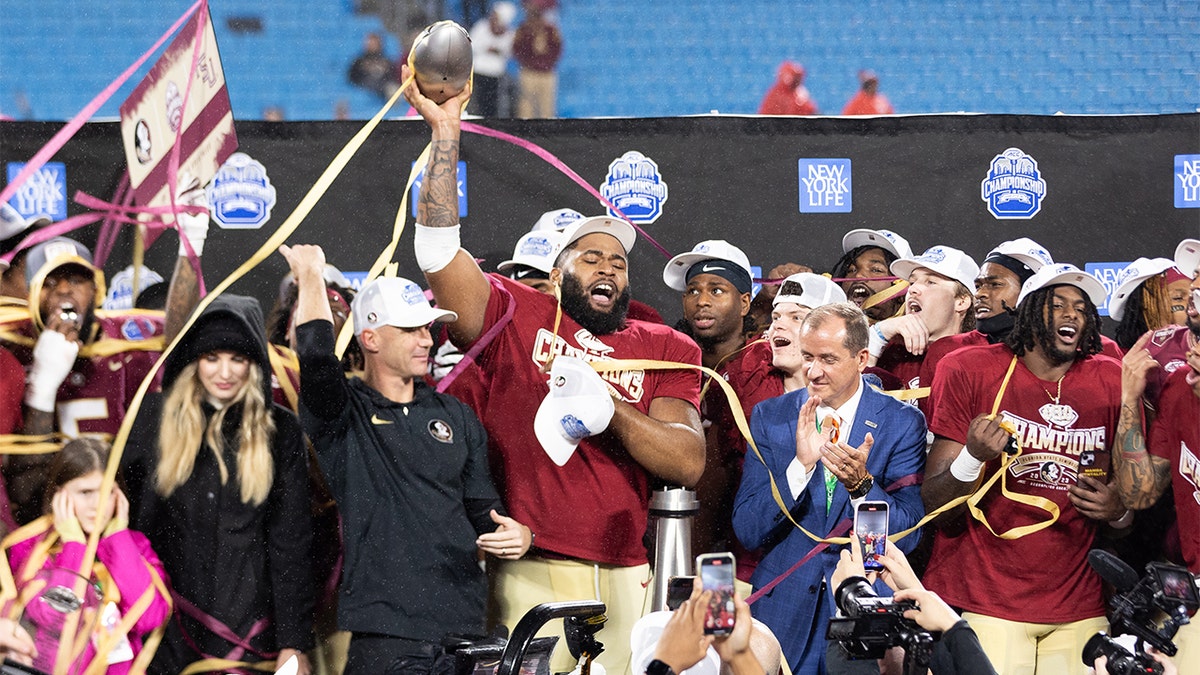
left=1043, top=373, right=1065, bottom=405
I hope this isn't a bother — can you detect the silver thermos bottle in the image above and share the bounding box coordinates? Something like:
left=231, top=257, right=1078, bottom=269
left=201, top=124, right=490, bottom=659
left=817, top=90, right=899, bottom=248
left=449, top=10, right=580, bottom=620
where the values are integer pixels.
left=648, top=487, right=700, bottom=611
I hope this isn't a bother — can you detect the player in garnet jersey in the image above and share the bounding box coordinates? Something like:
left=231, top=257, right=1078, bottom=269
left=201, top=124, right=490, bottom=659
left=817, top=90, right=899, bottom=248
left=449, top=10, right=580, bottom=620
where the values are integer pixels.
left=921, top=264, right=1128, bottom=675
left=402, top=72, right=703, bottom=675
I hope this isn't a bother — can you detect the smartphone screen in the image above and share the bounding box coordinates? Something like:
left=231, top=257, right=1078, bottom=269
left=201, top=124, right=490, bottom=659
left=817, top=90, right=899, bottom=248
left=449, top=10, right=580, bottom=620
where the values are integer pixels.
left=855, top=501, right=888, bottom=572
left=696, top=553, right=736, bottom=635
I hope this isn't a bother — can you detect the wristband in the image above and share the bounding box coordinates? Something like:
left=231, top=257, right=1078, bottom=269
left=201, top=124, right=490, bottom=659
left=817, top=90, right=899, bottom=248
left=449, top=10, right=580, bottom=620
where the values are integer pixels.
left=868, top=325, right=888, bottom=358
left=949, top=445, right=985, bottom=483
left=414, top=223, right=462, bottom=273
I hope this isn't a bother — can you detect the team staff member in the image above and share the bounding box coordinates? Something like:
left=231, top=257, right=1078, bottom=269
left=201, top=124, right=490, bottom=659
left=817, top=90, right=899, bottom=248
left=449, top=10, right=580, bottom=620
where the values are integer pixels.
left=402, top=69, right=704, bottom=674
left=921, top=264, right=1128, bottom=675
left=282, top=244, right=530, bottom=675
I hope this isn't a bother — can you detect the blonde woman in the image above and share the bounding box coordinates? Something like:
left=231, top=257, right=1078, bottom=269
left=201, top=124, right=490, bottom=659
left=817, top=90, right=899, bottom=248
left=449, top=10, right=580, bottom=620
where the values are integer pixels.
left=121, top=295, right=315, bottom=675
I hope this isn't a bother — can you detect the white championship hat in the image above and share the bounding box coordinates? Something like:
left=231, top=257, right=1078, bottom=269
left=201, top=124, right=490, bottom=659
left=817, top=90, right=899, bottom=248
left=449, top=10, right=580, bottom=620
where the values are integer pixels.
left=773, top=272, right=847, bottom=308
left=662, top=239, right=752, bottom=292
left=351, top=277, right=457, bottom=335
left=890, top=245, right=980, bottom=291
left=533, top=356, right=615, bottom=466
left=1108, top=257, right=1178, bottom=321
left=841, top=228, right=914, bottom=260
left=556, top=215, right=637, bottom=256
left=497, top=229, right=564, bottom=276
left=1175, top=238, right=1200, bottom=279
left=532, top=208, right=585, bottom=232
left=1017, top=263, right=1108, bottom=307
left=985, top=237, right=1054, bottom=274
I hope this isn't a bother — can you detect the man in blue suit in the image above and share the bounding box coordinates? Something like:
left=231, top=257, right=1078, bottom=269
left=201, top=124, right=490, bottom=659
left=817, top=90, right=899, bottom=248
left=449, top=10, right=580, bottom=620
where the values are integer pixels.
left=732, top=303, right=927, bottom=675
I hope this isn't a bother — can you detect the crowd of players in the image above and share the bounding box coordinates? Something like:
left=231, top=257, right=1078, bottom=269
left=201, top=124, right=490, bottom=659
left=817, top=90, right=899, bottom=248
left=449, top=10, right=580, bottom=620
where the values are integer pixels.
left=0, top=80, right=1196, bottom=675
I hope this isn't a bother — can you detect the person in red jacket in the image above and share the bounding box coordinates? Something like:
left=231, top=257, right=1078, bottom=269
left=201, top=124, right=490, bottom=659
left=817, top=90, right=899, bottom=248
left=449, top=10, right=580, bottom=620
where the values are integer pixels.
left=758, top=61, right=818, bottom=115
left=513, top=0, right=563, bottom=118
left=842, top=69, right=894, bottom=115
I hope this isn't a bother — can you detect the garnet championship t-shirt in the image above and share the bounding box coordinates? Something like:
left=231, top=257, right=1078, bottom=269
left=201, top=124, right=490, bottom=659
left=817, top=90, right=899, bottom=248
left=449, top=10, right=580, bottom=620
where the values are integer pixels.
left=923, top=343, right=1121, bottom=623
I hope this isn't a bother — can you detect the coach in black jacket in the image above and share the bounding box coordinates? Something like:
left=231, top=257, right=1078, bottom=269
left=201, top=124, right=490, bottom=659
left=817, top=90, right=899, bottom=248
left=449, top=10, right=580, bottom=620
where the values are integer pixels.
left=282, top=244, right=532, bottom=675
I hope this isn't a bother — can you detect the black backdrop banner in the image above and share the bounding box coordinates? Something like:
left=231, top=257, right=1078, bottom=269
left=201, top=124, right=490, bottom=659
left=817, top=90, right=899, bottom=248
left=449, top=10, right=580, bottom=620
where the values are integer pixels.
left=3, top=114, right=1198, bottom=325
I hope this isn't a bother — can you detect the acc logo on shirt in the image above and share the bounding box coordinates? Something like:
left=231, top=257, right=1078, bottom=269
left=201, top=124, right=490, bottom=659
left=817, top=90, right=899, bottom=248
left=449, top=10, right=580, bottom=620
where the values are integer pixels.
left=1176, top=154, right=1200, bottom=208
left=601, top=151, right=668, bottom=224
left=797, top=159, right=852, bottom=213
left=980, top=148, right=1047, bottom=219
left=428, top=419, right=454, bottom=443
left=207, top=152, right=277, bottom=229
left=6, top=161, right=67, bottom=222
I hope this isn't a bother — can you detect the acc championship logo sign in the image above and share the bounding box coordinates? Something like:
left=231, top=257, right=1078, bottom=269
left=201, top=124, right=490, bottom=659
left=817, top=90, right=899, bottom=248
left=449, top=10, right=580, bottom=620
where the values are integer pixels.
left=1084, top=262, right=1129, bottom=317
left=5, top=161, right=67, bottom=222
left=411, top=161, right=468, bottom=218
left=601, top=151, right=668, bottom=224
left=797, top=159, right=851, bottom=213
left=1177, top=155, right=1200, bottom=208
left=206, top=152, right=277, bottom=229
left=981, top=148, right=1047, bottom=219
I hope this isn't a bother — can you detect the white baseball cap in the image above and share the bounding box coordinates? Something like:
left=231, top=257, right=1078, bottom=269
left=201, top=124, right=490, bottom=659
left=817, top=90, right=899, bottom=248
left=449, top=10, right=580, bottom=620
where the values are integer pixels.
left=498, top=229, right=563, bottom=275
left=890, top=245, right=980, bottom=292
left=662, top=239, right=752, bottom=292
left=351, top=276, right=457, bottom=335
left=841, top=228, right=914, bottom=260
left=556, top=215, right=637, bottom=257
left=1017, top=263, right=1108, bottom=308
left=533, top=356, right=615, bottom=466
left=531, top=208, right=585, bottom=232
left=1175, top=239, right=1200, bottom=278
left=985, top=238, right=1054, bottom=274
left=1108, top=257, right=1179, bottom=321
left=773, top=272, right=847, bottom=308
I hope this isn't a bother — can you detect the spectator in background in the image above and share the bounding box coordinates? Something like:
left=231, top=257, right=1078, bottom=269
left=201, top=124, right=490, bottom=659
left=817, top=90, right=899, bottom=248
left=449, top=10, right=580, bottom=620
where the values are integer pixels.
left=842, top=70, right=893, bottom=115
left=469, top=1, right=517, bottom=117
left=262, top=106, right=285, bottom=121
left=758, top=61, right=818, bottom=115
left=348, top=32, right=399, bottom=100
left=513, top=0, right=562, bottom=118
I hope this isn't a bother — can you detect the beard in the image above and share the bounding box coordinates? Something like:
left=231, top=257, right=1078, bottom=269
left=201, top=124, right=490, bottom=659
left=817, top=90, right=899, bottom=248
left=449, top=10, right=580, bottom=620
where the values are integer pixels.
left=560, top=273, right=631, bottom=336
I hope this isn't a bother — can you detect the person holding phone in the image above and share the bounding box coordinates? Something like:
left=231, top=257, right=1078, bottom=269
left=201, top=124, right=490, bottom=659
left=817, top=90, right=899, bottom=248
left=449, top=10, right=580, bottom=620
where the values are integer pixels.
left=827, top=534, right=998, bottom=675
left=732, top=303, right=927, bottom=675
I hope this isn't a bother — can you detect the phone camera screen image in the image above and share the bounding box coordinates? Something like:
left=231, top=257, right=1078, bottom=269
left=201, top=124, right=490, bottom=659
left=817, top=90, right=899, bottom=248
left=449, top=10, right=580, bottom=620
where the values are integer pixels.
left=697, top=554, right=736, bottom=635
left=855, top=502, right=888, bottom=572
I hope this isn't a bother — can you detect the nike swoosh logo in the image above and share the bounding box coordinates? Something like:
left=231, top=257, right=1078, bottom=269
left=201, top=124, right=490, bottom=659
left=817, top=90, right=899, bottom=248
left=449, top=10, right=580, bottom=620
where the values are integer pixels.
left=370, top=414, right=393, bottom=425
left=701, top=263, right=724, bottom=272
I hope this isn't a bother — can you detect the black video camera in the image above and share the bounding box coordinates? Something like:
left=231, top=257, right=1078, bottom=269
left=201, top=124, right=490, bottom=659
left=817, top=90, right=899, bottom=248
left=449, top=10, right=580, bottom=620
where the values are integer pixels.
left=1082, top=551, right=1200, bottom=673
left=826, top=577, right=937, bottom=675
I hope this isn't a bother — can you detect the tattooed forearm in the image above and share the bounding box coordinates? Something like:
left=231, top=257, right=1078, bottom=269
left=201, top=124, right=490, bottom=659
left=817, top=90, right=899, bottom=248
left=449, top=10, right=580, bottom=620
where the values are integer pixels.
left=1112, top=401, right=1170, bottom=509
left=164, top=255, right=200, bottom=345
left=418, top=139, right=460, bottom=229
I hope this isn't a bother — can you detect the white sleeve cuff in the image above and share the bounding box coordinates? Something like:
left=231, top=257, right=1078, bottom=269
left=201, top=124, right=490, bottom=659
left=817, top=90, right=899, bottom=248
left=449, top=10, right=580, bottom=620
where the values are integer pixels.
left=868, top=325, right=888, bottom=358
left=786, top=459, right=814, bottom=499
left=949, top=445, right=985, bottom=483
left=414, top=223, right=462, bottom=273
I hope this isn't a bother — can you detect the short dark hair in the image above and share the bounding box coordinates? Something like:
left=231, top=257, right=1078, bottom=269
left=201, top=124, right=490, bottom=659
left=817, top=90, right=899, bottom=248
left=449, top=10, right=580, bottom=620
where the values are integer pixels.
left=803, top=302, right=870, bottom=353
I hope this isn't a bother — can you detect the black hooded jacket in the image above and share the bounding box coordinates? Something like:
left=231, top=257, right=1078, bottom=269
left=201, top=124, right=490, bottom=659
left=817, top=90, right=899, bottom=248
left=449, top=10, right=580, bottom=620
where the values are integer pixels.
left=122, top=295, right=315, bottom=672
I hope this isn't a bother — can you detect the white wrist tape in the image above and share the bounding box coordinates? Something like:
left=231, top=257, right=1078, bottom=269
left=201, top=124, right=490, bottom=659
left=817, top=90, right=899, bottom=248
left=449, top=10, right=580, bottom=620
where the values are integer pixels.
left=176, top=184, right=210, bottom=257
left=868, top=325, right=888, bottom=358
left=25, top=330, right=79, bottom=412
left=949, top=445, right=985, bottom=483
left=414, top=223, right=462, bottom=273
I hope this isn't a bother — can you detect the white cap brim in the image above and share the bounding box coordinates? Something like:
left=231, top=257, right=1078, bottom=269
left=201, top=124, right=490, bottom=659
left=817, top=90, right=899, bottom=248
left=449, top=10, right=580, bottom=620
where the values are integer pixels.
left=1108, top=257, right=1176, bottom=321
left=1175, top=239, right=1200, bottom=279
left=559, top=216, right=637, bottom=256
left=1018, top=265, right=1108, bottom=307
left=841, top=228, right=912, bottom=259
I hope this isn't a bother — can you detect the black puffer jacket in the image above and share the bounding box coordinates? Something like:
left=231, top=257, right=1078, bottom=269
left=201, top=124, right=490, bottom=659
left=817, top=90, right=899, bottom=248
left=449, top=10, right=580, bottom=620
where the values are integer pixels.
left=122, top=295, right=315, bottom=674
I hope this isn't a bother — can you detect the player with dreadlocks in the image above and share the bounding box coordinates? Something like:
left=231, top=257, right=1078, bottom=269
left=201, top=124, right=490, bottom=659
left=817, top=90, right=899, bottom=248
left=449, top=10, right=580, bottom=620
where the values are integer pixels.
left=919, top=263, right=1130, bottom=675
